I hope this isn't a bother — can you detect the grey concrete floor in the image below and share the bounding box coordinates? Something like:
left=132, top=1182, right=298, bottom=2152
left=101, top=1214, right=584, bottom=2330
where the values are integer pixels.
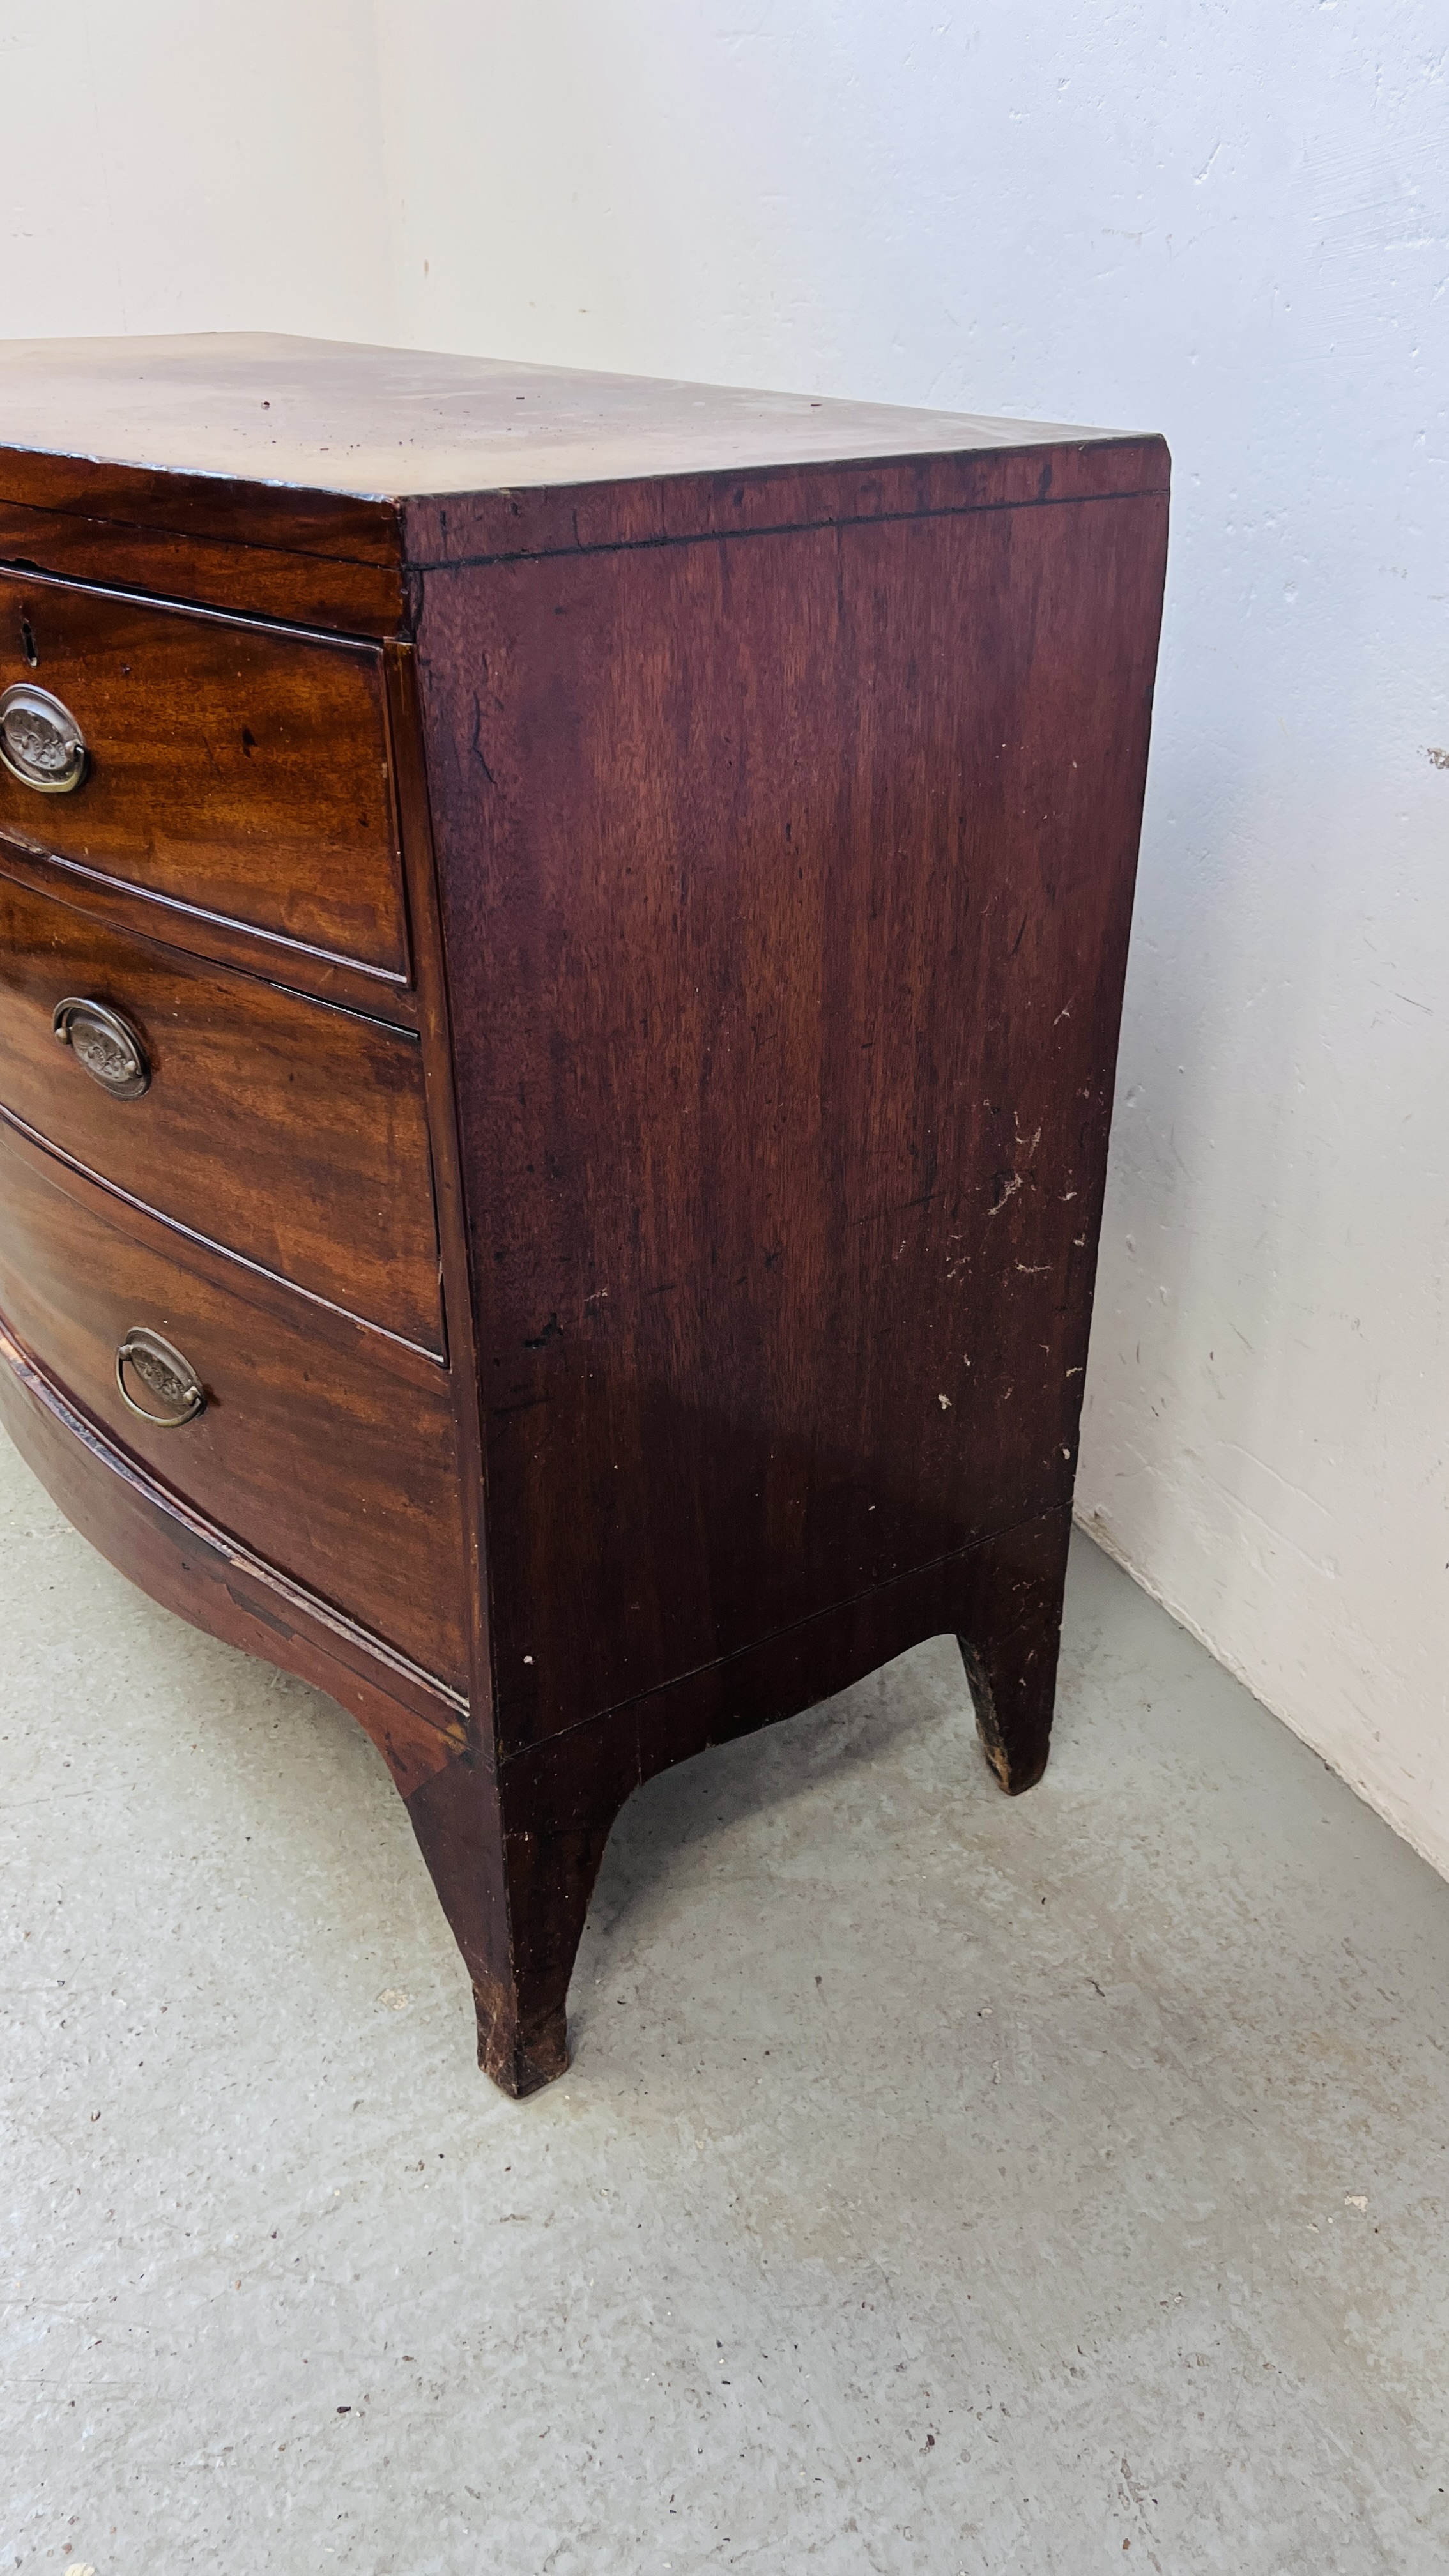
left=3, top=1428, right=1449, bottom=2576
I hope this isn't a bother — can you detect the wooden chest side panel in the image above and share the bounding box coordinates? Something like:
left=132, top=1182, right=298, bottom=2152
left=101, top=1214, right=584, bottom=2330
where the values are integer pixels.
left=421, top=491, right=1167, bottom=1750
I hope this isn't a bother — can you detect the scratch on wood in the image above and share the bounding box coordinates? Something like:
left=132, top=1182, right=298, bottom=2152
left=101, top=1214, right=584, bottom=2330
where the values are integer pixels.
left=469, top=697, right=496, bottom=783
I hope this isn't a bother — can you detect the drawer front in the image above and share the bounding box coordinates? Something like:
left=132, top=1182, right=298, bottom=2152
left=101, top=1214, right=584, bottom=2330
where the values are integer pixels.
left=0, top=870, right=443, bottom=1351
left=0, top=1124, right=468, bottom=1692
left=0, top=571, right=407, bottom=977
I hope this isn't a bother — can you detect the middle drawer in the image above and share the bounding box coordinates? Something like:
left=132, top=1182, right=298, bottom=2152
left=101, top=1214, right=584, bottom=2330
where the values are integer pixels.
left=0, top=866, right=443, bottom=1353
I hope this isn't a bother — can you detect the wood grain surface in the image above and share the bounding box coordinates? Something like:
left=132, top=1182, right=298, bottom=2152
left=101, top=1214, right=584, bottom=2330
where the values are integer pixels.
left=0, top=330, right=1128, bottom=503
left=0, top=498, right=408, bottom=636
left=399, top=432, right=1169, bottom=573
left=0, top=1312, right=466, bottom=1795
left=0, top=837, right=420, bottom=1027
left=0, top=569, right=408, bottom=977
left=381, top=641, right=495, bottom=1737
left=420, top=488, right=1167, bottom=1755
left=0, top=866, right=443, bottom=1349
left=0, top=1119, right=467, bottom=1690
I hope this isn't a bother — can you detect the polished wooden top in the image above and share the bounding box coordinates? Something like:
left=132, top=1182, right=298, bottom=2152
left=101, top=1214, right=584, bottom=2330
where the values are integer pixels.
left=0, top=332, right=1120, bottom=500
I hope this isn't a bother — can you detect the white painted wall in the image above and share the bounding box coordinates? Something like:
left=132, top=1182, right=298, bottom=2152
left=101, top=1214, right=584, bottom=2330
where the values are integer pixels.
left=4, top=6, right=1447, bottom=1867
left=0, top=3, right=392, bottom=342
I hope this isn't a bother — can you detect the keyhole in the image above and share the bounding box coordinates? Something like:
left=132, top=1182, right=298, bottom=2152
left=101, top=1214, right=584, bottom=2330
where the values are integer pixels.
left=19, top=614, right=38, bottom=668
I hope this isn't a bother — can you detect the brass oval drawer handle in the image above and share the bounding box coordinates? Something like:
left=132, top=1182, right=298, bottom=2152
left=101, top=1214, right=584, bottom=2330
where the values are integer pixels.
left=0, top=681, right=88, bottom=795
left=116, top=1327, right=206, bottom=1429
left=53, top=997, right=151, bottom=1100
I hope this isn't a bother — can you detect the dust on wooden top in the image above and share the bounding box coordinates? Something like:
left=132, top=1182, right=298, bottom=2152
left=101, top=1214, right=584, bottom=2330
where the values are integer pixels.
left=0, top=332, right=1121, bottom=502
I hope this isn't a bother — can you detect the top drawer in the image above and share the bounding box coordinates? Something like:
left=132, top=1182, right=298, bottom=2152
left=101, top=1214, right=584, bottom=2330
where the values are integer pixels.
left=0, top=571, right=408, bottom=981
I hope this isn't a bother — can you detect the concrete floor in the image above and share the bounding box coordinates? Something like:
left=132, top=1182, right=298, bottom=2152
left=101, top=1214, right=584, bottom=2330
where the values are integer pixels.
left=3, top=1429, right=1449, bottom=2576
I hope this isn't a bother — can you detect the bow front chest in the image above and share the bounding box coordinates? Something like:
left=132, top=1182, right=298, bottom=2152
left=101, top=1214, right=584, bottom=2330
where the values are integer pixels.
left=0, top=335, right=1167, bottom=2092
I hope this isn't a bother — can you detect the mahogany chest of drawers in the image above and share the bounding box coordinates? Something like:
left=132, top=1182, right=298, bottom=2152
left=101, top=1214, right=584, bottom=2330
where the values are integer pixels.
left=0, top=335, right=1168, bottom=2094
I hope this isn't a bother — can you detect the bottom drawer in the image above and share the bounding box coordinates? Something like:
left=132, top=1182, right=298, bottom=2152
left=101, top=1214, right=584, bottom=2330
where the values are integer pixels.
left=0, top=1123, right=468, bottom=1693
